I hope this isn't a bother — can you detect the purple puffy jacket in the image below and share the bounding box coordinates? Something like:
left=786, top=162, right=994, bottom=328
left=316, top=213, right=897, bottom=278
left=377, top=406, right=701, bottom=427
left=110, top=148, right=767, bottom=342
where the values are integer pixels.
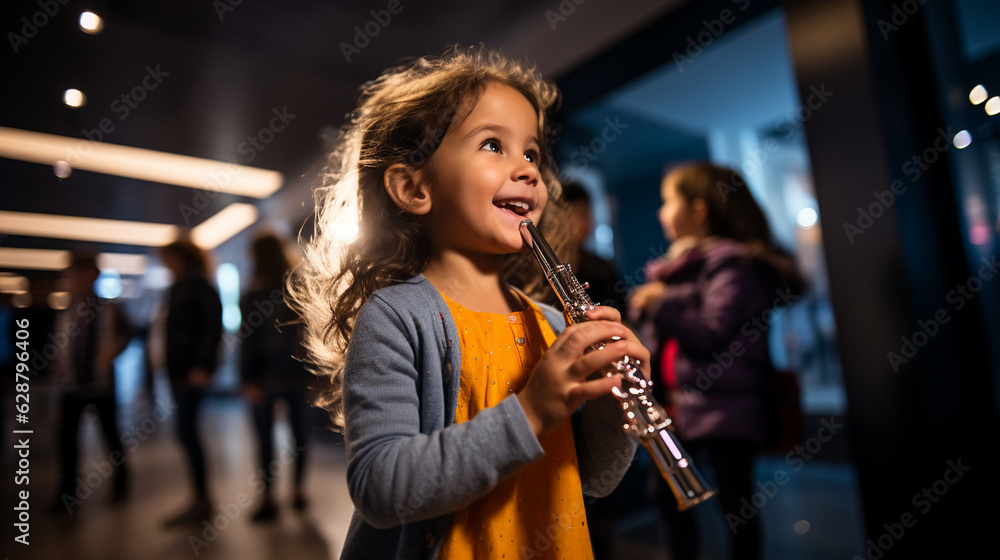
left=645, top=238, right=802, bottom=444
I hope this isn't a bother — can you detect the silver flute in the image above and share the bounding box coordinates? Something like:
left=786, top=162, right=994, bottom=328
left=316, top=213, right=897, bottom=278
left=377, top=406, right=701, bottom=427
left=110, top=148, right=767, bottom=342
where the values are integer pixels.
left=519, top=219, right=716, bottom=511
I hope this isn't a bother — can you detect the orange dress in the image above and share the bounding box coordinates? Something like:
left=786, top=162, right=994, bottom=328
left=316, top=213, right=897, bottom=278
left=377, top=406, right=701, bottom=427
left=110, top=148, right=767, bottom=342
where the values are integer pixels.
left=436, top=291, right=594, bottom=560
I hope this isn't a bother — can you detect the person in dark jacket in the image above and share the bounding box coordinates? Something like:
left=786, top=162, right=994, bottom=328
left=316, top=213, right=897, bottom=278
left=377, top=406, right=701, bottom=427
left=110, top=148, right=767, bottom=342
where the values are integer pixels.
left=629, top=161, right=804, bottom=560
left=159, top=239, right=223, bottom=526
left=562, top=182, right=627, bottom=313
left=53, top=254, right=133, bottom=511
left=239, top=233, right=312, bottom=521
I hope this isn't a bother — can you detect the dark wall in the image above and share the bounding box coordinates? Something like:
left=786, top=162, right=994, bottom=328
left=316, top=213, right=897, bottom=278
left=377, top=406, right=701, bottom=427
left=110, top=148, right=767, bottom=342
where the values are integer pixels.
left=783, top=0, right=999, bottom=556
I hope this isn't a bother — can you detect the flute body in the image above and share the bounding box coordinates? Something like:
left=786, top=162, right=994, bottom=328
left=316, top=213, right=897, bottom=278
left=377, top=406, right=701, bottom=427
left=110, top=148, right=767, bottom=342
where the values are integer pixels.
left=519, top=219, right=716, bottom=511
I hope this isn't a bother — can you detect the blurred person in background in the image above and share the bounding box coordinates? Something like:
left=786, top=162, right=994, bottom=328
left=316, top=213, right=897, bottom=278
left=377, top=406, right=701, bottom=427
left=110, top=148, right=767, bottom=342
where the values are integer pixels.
left=159, top=239, right=223, bottom=526
left=51, top=254, right=133, bottom=511
left=562, top=181, right=626, bottom=313
left=562, top=181, right=629, bottom=559
left=629, top=162, right=803, bottom=560
left=240, top=232, right=312, bottom=522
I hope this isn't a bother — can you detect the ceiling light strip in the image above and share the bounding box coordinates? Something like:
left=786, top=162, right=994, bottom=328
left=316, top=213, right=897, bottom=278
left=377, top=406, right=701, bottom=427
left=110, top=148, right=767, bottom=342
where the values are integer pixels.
left=191, top=203, right=259, bottom=250
left=0, top=210, right=178, bottom=246
left=0, top=247, right=72, bottom=270
left=0, top=126, right=283, bottom=198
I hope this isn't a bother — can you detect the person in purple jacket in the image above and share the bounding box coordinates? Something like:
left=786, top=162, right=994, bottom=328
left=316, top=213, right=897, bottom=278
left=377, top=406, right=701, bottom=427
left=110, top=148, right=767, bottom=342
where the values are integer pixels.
left=629, top=161, right=804, bottom=560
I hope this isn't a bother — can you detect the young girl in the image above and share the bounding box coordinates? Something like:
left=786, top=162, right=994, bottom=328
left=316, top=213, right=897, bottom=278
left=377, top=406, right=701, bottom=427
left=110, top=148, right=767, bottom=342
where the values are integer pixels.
left=629, top=162, right=804, bottom=560
left=289, top=46, right=647, bottom=559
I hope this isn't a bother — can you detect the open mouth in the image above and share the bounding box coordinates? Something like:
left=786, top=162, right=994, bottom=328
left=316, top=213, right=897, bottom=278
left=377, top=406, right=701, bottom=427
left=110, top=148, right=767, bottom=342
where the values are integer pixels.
left=493, top=199, right=532, bottom=216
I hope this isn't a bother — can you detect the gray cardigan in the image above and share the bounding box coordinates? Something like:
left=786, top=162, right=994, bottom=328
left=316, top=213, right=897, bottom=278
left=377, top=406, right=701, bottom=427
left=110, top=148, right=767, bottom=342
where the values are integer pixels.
left=340, top=275, right=638, bottom=559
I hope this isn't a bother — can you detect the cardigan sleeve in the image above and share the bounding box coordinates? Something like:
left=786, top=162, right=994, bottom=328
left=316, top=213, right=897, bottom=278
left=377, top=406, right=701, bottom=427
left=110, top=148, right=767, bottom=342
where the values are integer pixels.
left=537, top=300, right=638, bottom=498
left=574, top=393, right=639, bottom=497
left=342, top=294, right=545, bottom=529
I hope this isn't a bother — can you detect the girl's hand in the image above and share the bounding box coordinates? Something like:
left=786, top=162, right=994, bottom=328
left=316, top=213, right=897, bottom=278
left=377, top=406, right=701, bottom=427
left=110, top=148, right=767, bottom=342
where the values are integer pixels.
left=628, top=281, right=669, bottom=317
left=517, top=312, right=651, bottom=438
left=583, top=306, right=652, bottom=381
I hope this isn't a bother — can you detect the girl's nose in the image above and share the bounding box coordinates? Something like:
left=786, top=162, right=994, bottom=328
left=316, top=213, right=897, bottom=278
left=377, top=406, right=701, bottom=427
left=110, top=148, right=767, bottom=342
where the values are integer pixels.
left=513, top=158, right=539, bottom=184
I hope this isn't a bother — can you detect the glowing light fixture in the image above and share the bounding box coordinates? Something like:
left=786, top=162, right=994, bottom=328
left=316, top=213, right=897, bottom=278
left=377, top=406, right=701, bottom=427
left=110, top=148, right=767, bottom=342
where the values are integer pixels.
left=0, top=210, right=177, bottom=246
left=0, top=127, right=283, bottom=198
left=190, top=203, right=259, bottom=250
left=0, top=247, right=71, bottom=270
left=797, top=208, right=819, bottom=228
left=953, top=130, right=972, bottom=149
left=97, top=253, right=149, bottom=276
left=79, top=11, right=104, bottom=34
left=970, top=85, right=988, bottom=105
left=53, top=160, right=72, bottom=178
left=986, top=97, right=1000, bottom=116
left=0, top=275, right=30, bottom=293
left=0, top=204, right=257, bottom=252
left=63, top=89, right=86, bottom=108
left=216, top=263, right=241, bottom=333
left=95, top=269, right=123, bottom=299
left=48, top=291, right=72, bottom=310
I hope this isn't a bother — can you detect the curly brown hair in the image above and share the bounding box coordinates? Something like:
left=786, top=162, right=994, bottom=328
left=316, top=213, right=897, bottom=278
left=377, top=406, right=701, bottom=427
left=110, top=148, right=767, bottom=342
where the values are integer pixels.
left=287, top=45, right=570, bottom=427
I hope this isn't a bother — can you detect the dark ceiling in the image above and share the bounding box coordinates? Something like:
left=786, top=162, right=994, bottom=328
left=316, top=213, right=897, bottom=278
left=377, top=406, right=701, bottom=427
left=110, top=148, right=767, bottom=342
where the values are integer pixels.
left=0, top=0, right=683, bottom=268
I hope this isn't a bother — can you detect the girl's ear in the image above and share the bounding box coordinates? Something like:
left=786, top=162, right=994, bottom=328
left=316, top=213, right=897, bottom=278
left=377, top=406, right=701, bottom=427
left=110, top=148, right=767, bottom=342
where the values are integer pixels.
left=690, top=197, right=709, bottom=226
left=384, top=163, right=432, bottom=215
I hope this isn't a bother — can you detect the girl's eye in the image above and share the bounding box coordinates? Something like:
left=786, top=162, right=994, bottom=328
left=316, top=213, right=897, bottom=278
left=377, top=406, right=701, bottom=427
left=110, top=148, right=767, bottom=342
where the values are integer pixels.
left=524, top=150, right=538, bottom=164
left=482, top=139, right=502, bottom=153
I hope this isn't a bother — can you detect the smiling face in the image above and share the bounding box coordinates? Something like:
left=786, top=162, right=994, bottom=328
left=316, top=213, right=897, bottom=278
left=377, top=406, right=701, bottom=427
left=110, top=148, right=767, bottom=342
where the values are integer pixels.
left=417, top=82, right=548, bottom=257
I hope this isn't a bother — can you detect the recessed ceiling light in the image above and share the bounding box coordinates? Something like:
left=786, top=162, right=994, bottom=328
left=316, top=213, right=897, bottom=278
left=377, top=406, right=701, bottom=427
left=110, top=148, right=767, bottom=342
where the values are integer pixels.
left=79, top=11, right=104, bottom=34
left=63, top=89, right=86, bottom=108
left=986, top=97, right=1000, bottom=116
left=969, top=85, right=988, bottom=105
left=953, top=130, right=972, bottom=149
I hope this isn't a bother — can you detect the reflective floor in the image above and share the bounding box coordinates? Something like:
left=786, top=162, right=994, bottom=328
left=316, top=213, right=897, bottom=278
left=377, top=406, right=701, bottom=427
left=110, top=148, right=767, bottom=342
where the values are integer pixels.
left=2, top=380, right=866, bottom=560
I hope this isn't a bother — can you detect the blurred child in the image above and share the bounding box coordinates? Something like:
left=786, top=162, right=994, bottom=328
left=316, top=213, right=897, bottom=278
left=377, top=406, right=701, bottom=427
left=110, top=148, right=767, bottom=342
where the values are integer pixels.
left=630, top=162, right=804, bottom=560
